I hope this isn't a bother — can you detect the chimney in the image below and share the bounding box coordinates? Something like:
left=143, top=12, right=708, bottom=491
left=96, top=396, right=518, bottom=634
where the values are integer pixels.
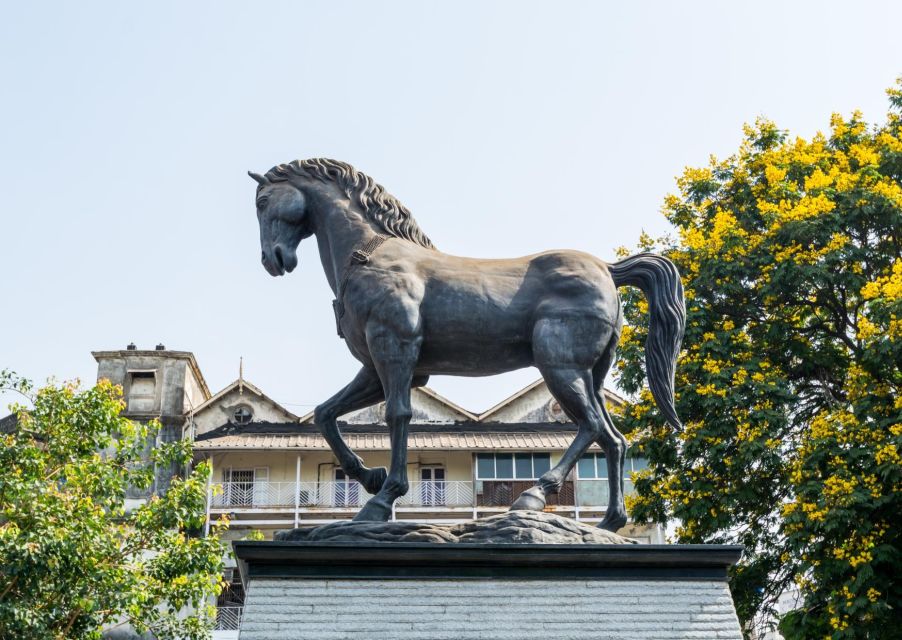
left=155, top=343, right=166, bottom=351
left=126, top=343, right=137, bottom=351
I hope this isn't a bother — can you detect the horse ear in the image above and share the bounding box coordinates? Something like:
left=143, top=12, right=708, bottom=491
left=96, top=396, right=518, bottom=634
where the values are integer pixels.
left=248, top=171, right=268, bottom=186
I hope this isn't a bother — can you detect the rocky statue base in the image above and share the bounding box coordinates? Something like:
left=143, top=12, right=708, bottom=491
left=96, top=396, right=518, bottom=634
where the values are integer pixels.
left=233, top=511, right=744, bottom=640
left=274, top=510, right=637, bottom=545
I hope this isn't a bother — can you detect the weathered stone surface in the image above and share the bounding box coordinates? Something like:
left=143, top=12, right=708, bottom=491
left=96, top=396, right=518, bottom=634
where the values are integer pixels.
left=274, top=510, right=637, bottom=545
left=239, top=579, right=744, bottom=640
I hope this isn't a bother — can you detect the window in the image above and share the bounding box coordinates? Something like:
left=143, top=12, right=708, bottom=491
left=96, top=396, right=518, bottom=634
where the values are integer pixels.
left=419, top=467, right=445, bottom=506
left=223, top=468, right=267, bottom=506
left=475, top=453, right=551, bottom=479
left=232, top=405, right=253, bottom=425
left=577, top=453, right=648, bottom=478
left=127, top=371, right=156, bottom=413
left=224, top=469, right=254, bottom=506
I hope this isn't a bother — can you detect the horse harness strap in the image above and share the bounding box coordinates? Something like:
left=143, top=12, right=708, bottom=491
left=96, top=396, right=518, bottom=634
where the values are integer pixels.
left=332, top=234, right=388, bottom=338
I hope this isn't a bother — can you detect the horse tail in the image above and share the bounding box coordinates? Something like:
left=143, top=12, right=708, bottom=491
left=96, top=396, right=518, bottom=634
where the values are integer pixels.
left=608, top=252, right=686, bottom=430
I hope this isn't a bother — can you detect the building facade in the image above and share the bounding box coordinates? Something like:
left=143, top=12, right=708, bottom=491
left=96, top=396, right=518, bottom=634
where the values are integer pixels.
left=92, top=346, right=663, bottom=638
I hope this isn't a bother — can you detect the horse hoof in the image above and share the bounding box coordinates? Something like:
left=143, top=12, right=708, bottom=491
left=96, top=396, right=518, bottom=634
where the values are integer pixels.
left=360, top=467, right=388, bottom=495
left=353, top=498, right=392, bottom=522
left=510, top=486, right=547, bottom=511
left=598, top=512, right=627, bottom=532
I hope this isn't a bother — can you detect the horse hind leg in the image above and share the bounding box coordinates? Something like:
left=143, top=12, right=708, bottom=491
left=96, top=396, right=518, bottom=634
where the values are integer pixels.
left=593, top=341, right=629, bottom=532
left=510, top=366, right=605, bottom=512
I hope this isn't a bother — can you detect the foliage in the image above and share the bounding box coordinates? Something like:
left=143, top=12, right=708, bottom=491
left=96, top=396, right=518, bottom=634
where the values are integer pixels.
left=616, top=81, right=902, bottom=638
left=0, top=372, right=228, bottom=640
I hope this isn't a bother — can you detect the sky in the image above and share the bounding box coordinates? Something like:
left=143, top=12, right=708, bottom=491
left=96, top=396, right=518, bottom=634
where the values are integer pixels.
left=1, top=1, right=900, bottom=415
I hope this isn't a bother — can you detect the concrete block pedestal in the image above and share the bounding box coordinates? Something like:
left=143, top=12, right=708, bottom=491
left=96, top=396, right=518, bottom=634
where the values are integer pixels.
left=233, top=541, right=744, bottom=640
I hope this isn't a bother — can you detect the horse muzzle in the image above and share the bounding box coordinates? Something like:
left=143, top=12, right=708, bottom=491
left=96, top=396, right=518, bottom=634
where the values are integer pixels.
left=262, top=246, right=298, bottom=276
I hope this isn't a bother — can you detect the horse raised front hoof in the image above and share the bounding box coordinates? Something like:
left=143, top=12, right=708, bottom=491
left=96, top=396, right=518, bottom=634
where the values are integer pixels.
left=509, top=486, right=547, bottom=511
left=353, top=497, right=393, bottom=522
left=598, top=511, right=627, bottom=533
left=359, top=466, right=388, bottom=495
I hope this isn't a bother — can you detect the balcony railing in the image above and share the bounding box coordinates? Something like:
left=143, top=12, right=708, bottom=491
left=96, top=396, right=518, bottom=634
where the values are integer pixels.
left=210, top=481, right=365, bottom=509
left=209, top=479, right=631, bottom=511
left=395, top=481, right=474, bottom=507
left=211, top=480, right=477, bottom=509
left=214, top=606, right=243, bottom=631
left=574, top=478, right=634, bottom=509
left=477, top=480, right=575, bottom=507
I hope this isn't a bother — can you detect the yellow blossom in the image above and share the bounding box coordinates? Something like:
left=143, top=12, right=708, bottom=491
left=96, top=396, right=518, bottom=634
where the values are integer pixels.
left=857, top=316, right=880, bottom=341
left=875, top=444, right=899, bottom=466
left=849, top=143, right=880, bottom=166
left=861, top=260, right=902, bottom=301
left=804, top=168, right=832, bottom=191
left=765, top=165, right=787, bottom=185
left=702, top=358, right=722, bottom=375
left=871, top=180, right=902, bottom=207
left=830, top=112, right=847, bottom=138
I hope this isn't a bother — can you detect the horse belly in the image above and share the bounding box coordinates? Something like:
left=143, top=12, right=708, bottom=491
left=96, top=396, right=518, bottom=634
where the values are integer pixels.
left=416, top=339, right=533, bottom=376
left=415, top=287, right=535, bottom=376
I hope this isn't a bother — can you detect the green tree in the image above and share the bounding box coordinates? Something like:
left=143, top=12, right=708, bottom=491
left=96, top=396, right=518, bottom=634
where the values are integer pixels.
left=0, top=372, right=228, bottom=640
left=617, top=81, right=902, bottom=638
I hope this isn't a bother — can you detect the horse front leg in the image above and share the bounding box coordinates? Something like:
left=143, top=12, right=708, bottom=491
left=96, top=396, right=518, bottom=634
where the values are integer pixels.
left=314, top=367, right=388, bottom=495
left=354, top=331, right=420, bottom=522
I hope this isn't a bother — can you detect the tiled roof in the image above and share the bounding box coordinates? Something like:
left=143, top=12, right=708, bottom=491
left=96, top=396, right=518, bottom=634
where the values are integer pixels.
left=193, top=430, right=600, bottom=451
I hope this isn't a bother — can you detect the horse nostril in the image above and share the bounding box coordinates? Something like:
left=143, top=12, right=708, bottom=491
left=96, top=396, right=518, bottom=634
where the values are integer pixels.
left=261, top=251, right=266, bottom=264
left=273, top=246, right=285, bottom=269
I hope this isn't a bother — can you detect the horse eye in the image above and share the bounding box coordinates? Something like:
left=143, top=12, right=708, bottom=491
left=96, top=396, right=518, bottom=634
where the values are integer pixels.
left=257, top=197, right=268, bottom=209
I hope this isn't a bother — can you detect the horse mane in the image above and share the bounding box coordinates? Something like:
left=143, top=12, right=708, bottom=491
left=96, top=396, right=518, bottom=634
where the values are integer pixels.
left=263, top=158, right=436, bottom=250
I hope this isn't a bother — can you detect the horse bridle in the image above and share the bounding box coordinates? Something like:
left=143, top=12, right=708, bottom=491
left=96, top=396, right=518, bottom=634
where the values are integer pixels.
left=332, top=233, right=389, bottom=338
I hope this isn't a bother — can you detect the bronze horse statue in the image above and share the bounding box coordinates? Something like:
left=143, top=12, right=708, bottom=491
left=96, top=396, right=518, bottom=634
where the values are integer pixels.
left=249, top=159, right=684, bottom=531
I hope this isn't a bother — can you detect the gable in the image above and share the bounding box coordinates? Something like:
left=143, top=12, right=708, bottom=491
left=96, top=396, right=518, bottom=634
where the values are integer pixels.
left=479, top=380, right=626, bottom=424
left=300, top=386, right=477, bottom=425
left=297, top=381, right=625, bottom=425
left=192, top=381, right=297, bottom=436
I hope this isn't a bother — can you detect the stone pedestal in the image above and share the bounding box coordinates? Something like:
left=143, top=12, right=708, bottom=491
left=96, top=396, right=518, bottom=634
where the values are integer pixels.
left=233, top=539, right=744, bottom=640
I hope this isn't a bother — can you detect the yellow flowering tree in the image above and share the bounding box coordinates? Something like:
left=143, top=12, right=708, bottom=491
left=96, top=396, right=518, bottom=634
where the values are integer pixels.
left=617, top=81, right=902, bottom=638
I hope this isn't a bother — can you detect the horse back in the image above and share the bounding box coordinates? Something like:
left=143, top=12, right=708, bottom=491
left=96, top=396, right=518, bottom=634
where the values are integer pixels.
left=354, top=246, right=618, bottom=375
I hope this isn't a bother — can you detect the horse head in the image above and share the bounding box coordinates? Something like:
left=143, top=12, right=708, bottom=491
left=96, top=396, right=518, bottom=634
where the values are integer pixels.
left=249, top=171, right=313, bottom=277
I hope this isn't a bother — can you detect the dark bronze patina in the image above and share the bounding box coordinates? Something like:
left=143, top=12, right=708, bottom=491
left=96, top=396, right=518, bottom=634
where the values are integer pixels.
left=249, top=159, right=685, bottom=531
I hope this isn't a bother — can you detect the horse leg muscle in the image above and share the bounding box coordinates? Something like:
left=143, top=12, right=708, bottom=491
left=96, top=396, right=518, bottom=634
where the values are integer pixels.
left=354, top=326, right=421, bottom=522
left=315, top=367, right=427, bottom=495
left=510, top=367, right=603, bottom=512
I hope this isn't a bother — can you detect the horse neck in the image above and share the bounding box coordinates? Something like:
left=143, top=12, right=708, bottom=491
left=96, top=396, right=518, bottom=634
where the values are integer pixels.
left=312, top=199, right=383, bottom=295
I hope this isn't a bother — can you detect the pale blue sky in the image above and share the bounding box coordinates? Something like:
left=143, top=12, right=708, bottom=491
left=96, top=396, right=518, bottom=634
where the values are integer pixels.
left=2, top=1, right=900, bottom=414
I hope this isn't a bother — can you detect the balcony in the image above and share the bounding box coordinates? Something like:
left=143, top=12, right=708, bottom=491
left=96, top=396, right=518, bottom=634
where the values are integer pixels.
left=476, top=480, right=573, bottom=506
left=209, top=478, right=628, bottom=512
left=396, top=481, right=474, bottom=507
left=211, top=481, right=361, bottom=509
left=214, top=605, right=242, bottom=630
left=210, top=480, right=475, bottom=510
